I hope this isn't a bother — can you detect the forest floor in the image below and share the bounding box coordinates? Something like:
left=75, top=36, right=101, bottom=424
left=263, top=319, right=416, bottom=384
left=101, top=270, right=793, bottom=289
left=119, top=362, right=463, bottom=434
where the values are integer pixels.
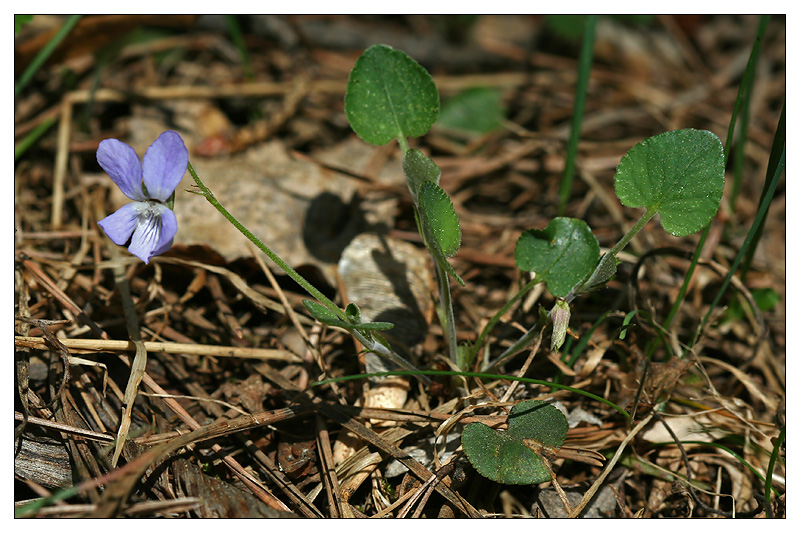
left=14, top=15, right=785, bottom=518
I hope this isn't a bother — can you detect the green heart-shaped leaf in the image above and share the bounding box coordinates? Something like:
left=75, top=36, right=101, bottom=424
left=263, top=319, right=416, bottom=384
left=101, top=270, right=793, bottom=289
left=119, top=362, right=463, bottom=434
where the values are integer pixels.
left=462, top=400, right=568, bottom=485
left=515, top=217, right=600, bottom=298
left=403, top=149, right=441, bottom=203
left=344, top=44, right=439, bottom=146
left=614, top=128, right=725, bottom=237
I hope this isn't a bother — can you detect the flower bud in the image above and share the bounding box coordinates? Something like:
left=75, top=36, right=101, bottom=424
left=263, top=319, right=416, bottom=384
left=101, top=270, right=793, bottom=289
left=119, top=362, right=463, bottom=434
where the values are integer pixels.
left=550, top=299, right=571, bottom=352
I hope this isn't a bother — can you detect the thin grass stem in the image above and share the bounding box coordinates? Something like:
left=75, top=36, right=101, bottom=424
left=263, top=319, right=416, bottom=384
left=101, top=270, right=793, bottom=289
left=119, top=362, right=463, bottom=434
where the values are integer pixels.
left=741, top=103, right=785, bottom=282
left=311, top=369, right=629, bottom=419
left=765, top=426, right=786, bottom=517
left=729, top=15, right=771, bottom=211
left=223, top=15, right=254, bottom=80
left=558, top=14, right=598, bottom=216
left=471, top=276, right=539, bottom=363
left=689, top=145, right=784, bottom=349
left=14, top=118, right=56, bottom=161
left=15, top=15, right=82, bottom=99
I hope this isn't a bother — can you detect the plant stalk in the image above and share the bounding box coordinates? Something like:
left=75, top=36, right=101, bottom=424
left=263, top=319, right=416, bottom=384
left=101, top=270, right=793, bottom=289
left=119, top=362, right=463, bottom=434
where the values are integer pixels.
left=608, top=209, right=655, bottom=258
left=188, top=162, right=430, bottom=382
left=434, top=259, right=459, bottom=367
left=188, top=162, right=345, bottom=320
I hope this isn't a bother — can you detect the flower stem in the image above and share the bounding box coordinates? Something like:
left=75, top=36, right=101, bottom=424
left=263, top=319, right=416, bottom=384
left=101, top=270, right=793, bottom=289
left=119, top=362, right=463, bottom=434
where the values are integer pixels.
left=187, top=162, right=346, bottom=321
left=187, top=162, right=430, bottom=383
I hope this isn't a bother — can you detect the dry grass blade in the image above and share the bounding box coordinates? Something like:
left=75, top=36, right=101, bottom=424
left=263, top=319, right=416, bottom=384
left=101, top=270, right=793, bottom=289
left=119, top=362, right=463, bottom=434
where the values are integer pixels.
left=14, top=411, right=114, bottom=443
left=86, top=404, right=314, bottom=517
left=159, top=257, right=306, bottom=320
left=103, top=241, right=147, bottom=468
left=568, top=412, right=655, bottom=518
left=15, top=336, right=301, bottom=362
left=315, top=415, right=343, bottom=518
left=318, top=402, right=482, bottom=518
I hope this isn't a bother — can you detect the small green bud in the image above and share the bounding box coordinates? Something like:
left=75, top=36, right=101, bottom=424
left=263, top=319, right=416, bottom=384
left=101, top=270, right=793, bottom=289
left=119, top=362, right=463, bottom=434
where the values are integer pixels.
left=550, top=299, right=571, bottom=352
left=345, top=302, right=361, bottom=324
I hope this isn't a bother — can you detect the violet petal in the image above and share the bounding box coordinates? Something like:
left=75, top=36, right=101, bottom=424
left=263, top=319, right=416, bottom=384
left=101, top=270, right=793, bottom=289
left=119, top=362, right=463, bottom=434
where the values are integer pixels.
left=127, top=203, right=178, bottom=264
left=142, top=130, right=188, bottom=202
left=96, top=139, right=145, bottom=201
left=97, top=202, right=141, bottom=245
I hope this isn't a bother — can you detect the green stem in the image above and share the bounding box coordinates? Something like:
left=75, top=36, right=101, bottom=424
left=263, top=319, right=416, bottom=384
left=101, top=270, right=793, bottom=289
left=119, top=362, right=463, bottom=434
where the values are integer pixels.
left=434, top=259, right=459, bottom=367
left=311, top=369, right=629, bottom=419
left=188, top=161, right=430, bottom=382
left=223, top=15, right=254, bottom=81
left=663, top=440, right=782, bottom=498
left=472, top=275, right=539, bottom=361
left=648, top=226, right=709, bottom=361
left=741, top=102, right=785, bottom=282
left=727, top=15, right=770, bottom=211
left=397, top=135, right=409, bottom=154
left=484, top=315, right=546, bottom=371
left=14, top=118, right=56, bottom=161
left=558, top=14, right=598, bottom=216
left=608, top=209, right=655, bottom=258
left=188, top=161, right=344, bottom=319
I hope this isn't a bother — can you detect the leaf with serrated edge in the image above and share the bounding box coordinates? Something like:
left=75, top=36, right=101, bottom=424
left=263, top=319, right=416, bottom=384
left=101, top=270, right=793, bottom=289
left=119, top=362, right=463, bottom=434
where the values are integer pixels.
left=614, top=128, right=724, bottom=237
left=418, top=181, right=461, bottom=258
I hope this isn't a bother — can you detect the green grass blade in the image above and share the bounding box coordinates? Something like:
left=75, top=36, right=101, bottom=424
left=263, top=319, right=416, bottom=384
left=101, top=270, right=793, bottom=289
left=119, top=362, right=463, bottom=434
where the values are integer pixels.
left=15, top=15, right=82, bottom=98
left=740, top=103, right=785, bottom=282
left=765, top=426, right=786, bottom=517
left=311, top=369, right=630, bottom=419
left=223, top=15, right=253, bottom=80
left=690, top=142, right=785, bottom=349
left=14, top=117, right=56, bottom=161
left=729, top=15, right=771, bottom=210
left=649, top=440, right=781, bottom=497
left=558, top=14, right=597, bottom=216
left=471, top=276, right=539, bottom=363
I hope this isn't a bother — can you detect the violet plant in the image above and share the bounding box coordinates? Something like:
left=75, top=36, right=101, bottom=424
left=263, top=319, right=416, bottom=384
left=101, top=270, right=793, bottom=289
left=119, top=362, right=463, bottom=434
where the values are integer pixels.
left=96, top=44, right=727, bottom=488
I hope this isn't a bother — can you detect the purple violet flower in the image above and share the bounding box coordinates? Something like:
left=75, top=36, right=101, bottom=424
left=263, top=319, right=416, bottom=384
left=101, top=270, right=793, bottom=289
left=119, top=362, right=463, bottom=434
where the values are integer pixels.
left=97, top=131, right=188, bottom=264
